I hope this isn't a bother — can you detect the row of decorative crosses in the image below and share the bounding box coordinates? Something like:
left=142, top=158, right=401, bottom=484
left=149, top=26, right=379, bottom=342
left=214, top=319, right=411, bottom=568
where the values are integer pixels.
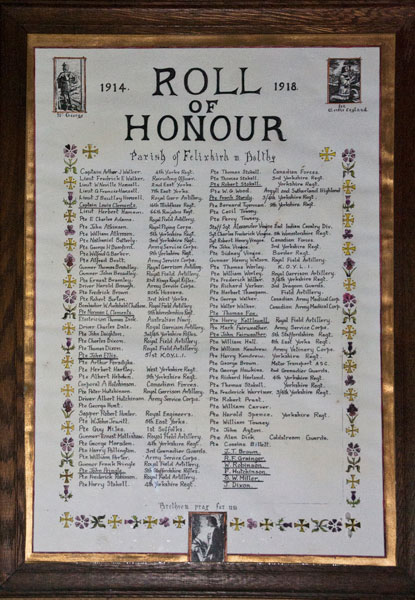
left=59, top=512, right=361, bottom=536
left=60, top=514, right=186, bottom=529
left=59, top=145, right=98, bottom=506
left=230, top=518, right=311, bottom=533
left=319, top=146, right=361, bottom=507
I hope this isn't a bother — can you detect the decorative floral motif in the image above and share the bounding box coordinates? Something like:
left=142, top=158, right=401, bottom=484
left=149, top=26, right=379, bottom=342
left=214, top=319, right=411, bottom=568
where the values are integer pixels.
left=327, top=519, right=342, bottom=532
left=342, top=148, right=355, bottom=163
left=275, top=518, right=292, bottom=531
left=64, top=254, right=75, bottom=268
left=75, top=515, right=90, bottom=529
left=347, top=403, right=358, bottom=417
left=60, top=437, right=74, bottom=452
left=347, top=490, right=360, bottom=508
left=65, top=224, right=76, bottom=236
left=62, top=398, right=74, bottom=417
left=64, top=144, right=78, bottom=158
left=347, top=443, right=361, bottom=457
left=344, top=374, right=356, bottom=386
left=343, top=257, right=355, bottom=271
left=64, top=192, right=77, bottom=208
left=60, top=144, right=78, bottom=503
left=341, top=148, right=361, bottom=520
left=58, top=513, right=354, bottom=536
left=343, top=195, right=354, bottom=211
left=125, top=516, right=141, bottom=529
left=59, top=485, right=72, bottom=502
left=63, top=289, right=77, bottom=304
left=343, top=293, right=357, bottom=308
left=62, top=337, right=75, bottom=352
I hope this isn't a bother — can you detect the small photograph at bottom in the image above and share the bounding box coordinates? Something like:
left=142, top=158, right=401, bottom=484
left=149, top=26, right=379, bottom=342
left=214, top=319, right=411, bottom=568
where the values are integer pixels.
left=188, top=512, right=227, bottom=562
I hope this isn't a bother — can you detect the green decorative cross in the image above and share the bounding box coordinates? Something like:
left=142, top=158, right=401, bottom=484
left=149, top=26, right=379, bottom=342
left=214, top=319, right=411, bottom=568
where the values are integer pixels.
left=294, top=519, right=310, bottom=532
left=342, top=242, right=356, bottom=255
left=143, top=515, right=158, bottom=529
left=63, top=274, right=77, bottom=288
left=83, top=144, right=99, bottom=159
left=173, top=516, right=185, bottom=528
left=345, top=518, right=361, bottom=533
left=64, top=176, right=77, bottom=190
left=64, top=238, right=77, bottom=251
left=230, top=517, right=245, bottom=531
left=108, top=514, right=122, bottom=529
left=342, top=180, right=356, bottom=194
left=60, top=469, right=73, bottom=484
left=61, top=384, right=75, bottom=396
left=62, top=323, right=76, bottom=335
left=342, top=325, right=356, bottom=340
left=343, top=359, right=357, bottom=374
left=346, top=475, right=360, bottom=489
left=343, top=213, right=355, bottom=227
left=60, top=512, right=73, bottom=528
left=344, top=388, right=357, bottom=401
left=319, top=147, right=336, bottom=162
left=61, top=420, right=75, bottom=435
left=260, top=518, right=273, bottom=531
left=64, top=209, right=76, bottom=223
left=61, top=355, right=74, bottom=369
left=343, top=278, right=356, bottom=292
left=346, top=424, right=359, bottom=438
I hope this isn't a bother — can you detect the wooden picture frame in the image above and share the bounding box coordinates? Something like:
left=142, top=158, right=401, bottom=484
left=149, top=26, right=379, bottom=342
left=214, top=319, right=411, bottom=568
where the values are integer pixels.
left=1, top=1, right=414, bottom=597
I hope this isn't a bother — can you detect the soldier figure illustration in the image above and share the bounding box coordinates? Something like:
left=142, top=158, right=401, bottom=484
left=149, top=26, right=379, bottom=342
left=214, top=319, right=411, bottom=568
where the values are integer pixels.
left=56, top=62, right=79, bottom=111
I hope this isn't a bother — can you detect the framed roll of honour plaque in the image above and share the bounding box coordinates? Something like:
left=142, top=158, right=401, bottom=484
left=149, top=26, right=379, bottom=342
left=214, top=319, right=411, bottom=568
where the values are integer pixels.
left=1, top=3, right=414, bottom=598
left=26, top=34, right=394, bottom=564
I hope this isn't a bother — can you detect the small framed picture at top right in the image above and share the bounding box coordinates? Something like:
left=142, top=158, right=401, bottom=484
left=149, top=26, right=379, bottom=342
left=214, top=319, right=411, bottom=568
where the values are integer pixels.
left=328, top=58, right=361, bottom=103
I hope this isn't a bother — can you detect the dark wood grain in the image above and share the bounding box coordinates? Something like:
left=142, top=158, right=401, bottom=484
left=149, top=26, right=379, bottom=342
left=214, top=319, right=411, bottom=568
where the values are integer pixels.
left=2, top=562, right=415, bottom=597
left=0, top=2, right=27, bottom=588
left=0, top=1, right=414, bottom=597
left=2, top=4, right=415, bottom=34
left=395, top=13, right=415, bottom=583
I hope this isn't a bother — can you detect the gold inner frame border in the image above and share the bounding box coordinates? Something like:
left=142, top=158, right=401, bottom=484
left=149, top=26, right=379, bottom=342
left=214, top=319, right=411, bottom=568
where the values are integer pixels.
left=24, top=33, right=395, bottom=565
